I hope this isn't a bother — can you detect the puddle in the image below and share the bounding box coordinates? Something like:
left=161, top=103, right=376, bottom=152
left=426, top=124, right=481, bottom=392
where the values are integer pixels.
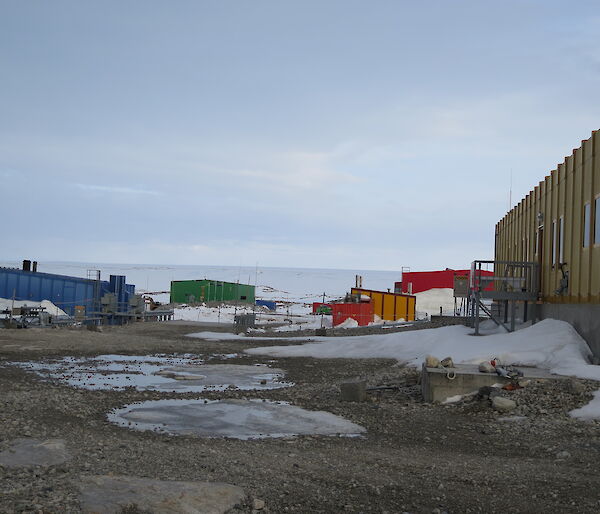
left=9, top=354, right=291, bottom=392
left=109, top=399, right=366, bottom=439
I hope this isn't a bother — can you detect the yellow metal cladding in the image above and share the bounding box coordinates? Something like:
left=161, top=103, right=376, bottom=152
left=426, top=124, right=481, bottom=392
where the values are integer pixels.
left=495, top=130, right=600, bottom=304
left=350, top=288, right=416, bottom=321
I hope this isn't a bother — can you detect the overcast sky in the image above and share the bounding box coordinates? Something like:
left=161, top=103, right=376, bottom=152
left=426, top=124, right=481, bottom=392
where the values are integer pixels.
left=1, top=1, right=599, bottom=271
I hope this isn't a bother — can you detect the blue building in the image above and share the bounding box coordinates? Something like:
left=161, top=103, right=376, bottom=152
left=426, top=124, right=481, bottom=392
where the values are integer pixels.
left=0, top=265, right=136, bottom=319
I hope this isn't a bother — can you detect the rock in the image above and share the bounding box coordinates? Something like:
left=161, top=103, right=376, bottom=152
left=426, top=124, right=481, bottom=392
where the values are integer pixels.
left=478, top=386, right=501, bottom=400
left=556, top=450, right=571, bottom=459
left=478, top=362, right=495, bottom=373
left=567, top=380, right=585, bottom=394
left=425, top=355, right=440, bottom=368
left=0, top=439, right=72, bottom=468
left=253, top=498, right=266, bottom=510
left=77, top=475, right=245, bottom=514
left=340, top=380, right=367, bottom=402
left=440, top=357, right=454, bottom=368
left=492, top=396, right=517, bottom=412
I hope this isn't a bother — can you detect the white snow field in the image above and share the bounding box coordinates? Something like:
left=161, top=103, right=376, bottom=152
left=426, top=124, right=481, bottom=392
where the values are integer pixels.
left=0, top=298, right=67, bottom=317
left=246, top=319, right=600, bottom=420
left=414, top=288, right=456, bottom=317
left=2, top=261, right=402, bottom=306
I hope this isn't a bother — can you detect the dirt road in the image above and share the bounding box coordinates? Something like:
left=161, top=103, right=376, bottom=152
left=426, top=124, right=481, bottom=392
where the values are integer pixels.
left=1, top=321, right=599, bottom=513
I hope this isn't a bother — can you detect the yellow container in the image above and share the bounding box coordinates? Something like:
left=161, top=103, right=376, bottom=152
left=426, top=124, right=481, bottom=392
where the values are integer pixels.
left=351, top=288, right=416, bottom=322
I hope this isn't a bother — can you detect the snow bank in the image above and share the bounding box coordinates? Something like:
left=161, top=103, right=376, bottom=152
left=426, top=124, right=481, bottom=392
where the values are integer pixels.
left=570, top=391, right=600, bottom=420
left=414, top=288, right=455, bottom=317
left=246, top=319, right=593, bottom=370
left=0, top=298, right=67, bottom=317
left=174, top=304, right=279, bottom=325
left=246, top=319, right=600, bottom=419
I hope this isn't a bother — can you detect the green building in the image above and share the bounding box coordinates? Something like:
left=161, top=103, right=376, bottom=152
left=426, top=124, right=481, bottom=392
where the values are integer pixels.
left=170, top=279, right=255, bottom=304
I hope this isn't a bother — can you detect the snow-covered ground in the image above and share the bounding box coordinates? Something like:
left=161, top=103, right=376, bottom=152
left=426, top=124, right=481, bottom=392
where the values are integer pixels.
left=246, top=319, right=600, bottom=420
left=414, top=288, right=456, bottom=317
left=174, top=303, right=332, bottom=331
left=0, top=298, right=67, bottom=317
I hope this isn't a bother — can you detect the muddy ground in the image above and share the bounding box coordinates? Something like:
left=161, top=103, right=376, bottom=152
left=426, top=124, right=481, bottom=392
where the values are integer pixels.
left=1, top=321, right=600, bottom=513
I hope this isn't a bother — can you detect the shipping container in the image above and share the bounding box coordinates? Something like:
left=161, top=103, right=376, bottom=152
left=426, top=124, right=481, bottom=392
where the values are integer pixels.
left=351, top=288, right=416, bottom=321
left=170, top=279, right=255, bottom=304
left=331, top=302, right=373, bottom=327
left=256, top=299, right=276, bottom=311
left=312, top=302, right=332, bottom=314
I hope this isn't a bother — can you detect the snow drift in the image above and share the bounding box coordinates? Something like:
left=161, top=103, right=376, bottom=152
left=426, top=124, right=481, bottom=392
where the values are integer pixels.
left=246, top=319, right=600, bottom=419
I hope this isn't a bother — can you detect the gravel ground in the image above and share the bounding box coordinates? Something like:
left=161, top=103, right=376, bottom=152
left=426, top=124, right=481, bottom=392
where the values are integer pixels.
left=1, top=321, right=600, bottom=513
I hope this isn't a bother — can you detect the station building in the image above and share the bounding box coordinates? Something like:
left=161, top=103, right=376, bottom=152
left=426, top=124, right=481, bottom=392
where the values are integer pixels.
left=495, top=130, right=600, bottom=358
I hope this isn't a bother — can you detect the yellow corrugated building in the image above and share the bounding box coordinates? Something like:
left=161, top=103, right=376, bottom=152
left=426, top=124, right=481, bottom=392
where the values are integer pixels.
left=351, top=288, right=416, bottom=322
left=495, top=129, right=600, bottom=358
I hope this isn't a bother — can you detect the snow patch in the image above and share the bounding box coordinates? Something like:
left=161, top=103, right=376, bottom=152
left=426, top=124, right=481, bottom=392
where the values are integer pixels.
left=246, top=319, right=600, bottom=419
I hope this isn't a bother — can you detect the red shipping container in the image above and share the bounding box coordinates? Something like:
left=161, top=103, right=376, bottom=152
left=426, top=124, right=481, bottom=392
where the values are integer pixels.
left=331, top=302, right=374, bottom=327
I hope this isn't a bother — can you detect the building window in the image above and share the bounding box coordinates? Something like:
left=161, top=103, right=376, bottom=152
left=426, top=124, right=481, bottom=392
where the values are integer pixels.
left=583, top=203, right=591, bottom=248
left=552, top=220, right=557, bottom=267
left=559, top=216, right=564, bottom=264
left=595, top=197, right=600, bottom=245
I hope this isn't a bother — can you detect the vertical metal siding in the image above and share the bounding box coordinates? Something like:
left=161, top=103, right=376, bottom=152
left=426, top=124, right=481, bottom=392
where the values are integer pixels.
left=495, top=130, right=599, bottom=303
left=0, top=268, right=135, bottom=316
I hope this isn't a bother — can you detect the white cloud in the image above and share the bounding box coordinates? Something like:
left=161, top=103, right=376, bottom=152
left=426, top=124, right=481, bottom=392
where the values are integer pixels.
left=75, top=184, right=161, bottom=196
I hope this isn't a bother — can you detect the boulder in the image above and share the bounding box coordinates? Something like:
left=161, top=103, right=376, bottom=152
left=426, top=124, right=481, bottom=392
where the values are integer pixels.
left=440, top=357, right=454, bottom=368
left=425, top=355, right=440, bottom=368
left=478, top=362, right=495, bottom=373
left=492, top=396, right=517, bottom=412
left=340, top=380, right=367, bottom=402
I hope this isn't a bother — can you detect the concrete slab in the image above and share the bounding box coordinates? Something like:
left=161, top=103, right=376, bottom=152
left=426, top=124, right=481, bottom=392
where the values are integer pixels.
left=421, top=363, right=565, bottom=403
left=77, top=475, right=245, bottom=514
left=0, top=438, right=71, bottom=468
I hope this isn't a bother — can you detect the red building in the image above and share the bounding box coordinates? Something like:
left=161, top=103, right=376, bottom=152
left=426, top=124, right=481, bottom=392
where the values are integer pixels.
left=395, top=269, right=494, bottom=295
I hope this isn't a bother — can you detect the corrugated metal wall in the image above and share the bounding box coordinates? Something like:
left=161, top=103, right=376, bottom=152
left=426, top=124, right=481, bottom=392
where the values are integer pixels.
left=170, top=280, right=255, bottom=304
left=0, top=268, right=135, bottom=316
left=495, top=130, right=599, bottom=303
left=351, top=288, right=416, bottom=321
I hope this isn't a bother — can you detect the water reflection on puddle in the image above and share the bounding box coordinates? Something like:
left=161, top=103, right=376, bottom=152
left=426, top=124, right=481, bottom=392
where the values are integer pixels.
left=109, top=399, right=366, bottom=439
left=9, top=354, right=291, bottom=392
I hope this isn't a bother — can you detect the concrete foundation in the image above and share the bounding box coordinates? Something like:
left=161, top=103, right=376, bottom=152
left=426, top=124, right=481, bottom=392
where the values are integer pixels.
left=421, top=363, right=563, bottom=403
left=538, top=303, right=600, bottom=362
left=492, top=301, right=600, bottom=361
